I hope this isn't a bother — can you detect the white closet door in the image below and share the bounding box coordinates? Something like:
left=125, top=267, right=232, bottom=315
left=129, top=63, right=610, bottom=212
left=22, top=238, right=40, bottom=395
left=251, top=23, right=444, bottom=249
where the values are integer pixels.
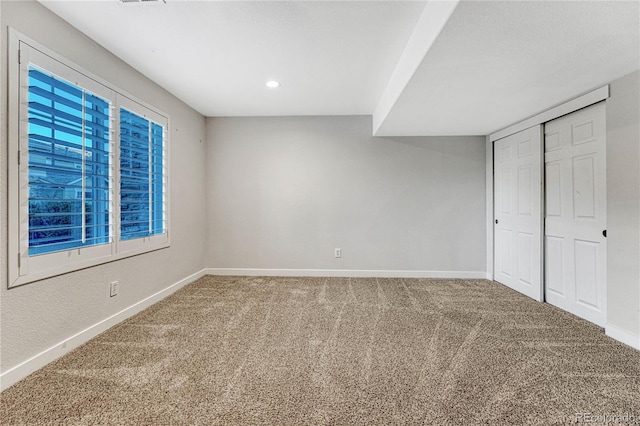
left=544, top=102, right=607, bottom=326
left=494, top=125, right=543, bottom=301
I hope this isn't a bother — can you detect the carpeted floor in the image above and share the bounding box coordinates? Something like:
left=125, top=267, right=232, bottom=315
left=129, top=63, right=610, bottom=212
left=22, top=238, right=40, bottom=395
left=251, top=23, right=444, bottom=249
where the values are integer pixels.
left=1, top=276, right=639, bottom=425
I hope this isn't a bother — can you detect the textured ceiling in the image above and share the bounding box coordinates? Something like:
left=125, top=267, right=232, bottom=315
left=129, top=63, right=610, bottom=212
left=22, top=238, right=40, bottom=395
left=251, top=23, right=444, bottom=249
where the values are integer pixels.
left=40, top=0, right=640, bottom=136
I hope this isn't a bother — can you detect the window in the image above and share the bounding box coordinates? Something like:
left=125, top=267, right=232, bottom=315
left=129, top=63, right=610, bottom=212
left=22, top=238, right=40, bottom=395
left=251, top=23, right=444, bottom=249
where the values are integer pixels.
left=8, top=31, right=169, bottom=287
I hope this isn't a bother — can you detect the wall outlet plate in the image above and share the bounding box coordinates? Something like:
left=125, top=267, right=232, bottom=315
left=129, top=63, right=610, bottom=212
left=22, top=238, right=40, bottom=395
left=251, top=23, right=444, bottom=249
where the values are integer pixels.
left=334, top=248, right=342, bottom=258
left=110, top=281, right=119, bottom=297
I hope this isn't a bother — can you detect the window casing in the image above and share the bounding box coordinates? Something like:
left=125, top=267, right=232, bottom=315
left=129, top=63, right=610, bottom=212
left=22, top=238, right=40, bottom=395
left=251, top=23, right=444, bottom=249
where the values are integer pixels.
left=8, top=31, right=169, bottom=287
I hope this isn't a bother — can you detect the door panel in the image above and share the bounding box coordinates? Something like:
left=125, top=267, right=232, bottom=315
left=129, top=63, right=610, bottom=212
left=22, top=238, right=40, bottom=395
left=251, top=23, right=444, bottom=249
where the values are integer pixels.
left=545, top=236, right=565, bottom=296
left=518, top=166, right=532, bottom=215
left=517, top=232, right=532, bottom=285
left=574, top=240, right=599, bottom=308
left=545, top=161, right=562, bottom=216
left=494, top=125, right=543, bottom=301
left=544, top=101, right=607, bottom=326
left=499, top=229, right=513, bottom=277
left=572, top=155, right=596, bottom=219
left=500, top=169, right=512, bottom=213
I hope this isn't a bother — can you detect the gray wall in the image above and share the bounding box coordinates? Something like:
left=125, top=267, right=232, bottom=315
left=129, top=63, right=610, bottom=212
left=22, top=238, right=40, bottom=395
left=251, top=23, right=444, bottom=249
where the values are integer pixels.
left=607, top=70, right=640, bottom=340
left=205, top=116, right=486, bottom=273
left=0, top=1, right=208, bottom=372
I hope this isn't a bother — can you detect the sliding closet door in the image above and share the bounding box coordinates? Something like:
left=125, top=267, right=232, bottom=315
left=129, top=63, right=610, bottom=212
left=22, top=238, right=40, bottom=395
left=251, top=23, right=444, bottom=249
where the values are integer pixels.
left=494, top=125, right=543, bottom=301
left=544, top=102, right=607, bottom=326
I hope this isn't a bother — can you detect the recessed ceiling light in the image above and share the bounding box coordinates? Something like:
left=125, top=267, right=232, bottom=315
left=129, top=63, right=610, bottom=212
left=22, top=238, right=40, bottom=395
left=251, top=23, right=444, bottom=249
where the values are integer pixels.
left=266, top=80, right=280, bottom=88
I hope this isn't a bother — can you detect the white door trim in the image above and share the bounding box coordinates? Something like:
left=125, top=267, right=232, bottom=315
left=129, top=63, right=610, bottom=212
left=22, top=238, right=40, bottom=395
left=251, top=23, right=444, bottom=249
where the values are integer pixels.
left=489, top=85, right=609, bottom=142
left=486, top=135, right=494, bottom=280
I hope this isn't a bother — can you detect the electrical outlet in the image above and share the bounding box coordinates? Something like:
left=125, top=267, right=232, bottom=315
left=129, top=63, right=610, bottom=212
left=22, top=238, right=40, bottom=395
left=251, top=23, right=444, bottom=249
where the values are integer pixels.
left=334, top=248, right=342, bottom=258
left=110, top=281, right=119, bottom=297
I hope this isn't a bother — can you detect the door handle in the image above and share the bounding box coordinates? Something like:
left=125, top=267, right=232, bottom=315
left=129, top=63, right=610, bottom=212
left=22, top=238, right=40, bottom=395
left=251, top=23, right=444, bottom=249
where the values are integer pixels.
left=602, top=230, right=606, bottom=238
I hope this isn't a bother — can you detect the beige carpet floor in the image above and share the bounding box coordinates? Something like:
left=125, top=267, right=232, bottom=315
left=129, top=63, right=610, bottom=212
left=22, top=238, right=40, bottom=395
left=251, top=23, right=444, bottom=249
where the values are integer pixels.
left=1, top=276, right=639, bottom=425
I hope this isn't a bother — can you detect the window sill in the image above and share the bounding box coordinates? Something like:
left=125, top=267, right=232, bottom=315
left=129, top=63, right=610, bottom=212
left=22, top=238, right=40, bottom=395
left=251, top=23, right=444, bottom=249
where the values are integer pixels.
left=10, top=240, right=170, bottom=288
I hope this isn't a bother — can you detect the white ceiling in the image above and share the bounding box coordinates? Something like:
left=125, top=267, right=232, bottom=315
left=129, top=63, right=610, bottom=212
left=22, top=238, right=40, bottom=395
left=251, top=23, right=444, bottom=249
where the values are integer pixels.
left=40, top=0, right=425, bottom=117
left=375, top=0, right=640, bottom=136
left=40, top=0, right=640, bottom=136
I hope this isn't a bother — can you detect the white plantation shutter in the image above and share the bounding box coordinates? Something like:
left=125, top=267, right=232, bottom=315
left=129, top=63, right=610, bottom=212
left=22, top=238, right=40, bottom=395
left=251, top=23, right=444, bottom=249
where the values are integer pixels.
left=116, top=97, right=169, bottom=255
left=26, top=66, right=114, bottom=255
left=9, top=35, right=169, bottom=287
left=119, top=108, right=166, bottom=241
left=15, top=44, right=116, bottom=282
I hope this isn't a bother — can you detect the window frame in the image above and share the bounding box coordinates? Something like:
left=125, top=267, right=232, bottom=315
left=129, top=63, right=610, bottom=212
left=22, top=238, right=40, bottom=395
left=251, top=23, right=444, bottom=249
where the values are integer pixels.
left=8, top=29, right=170, bottom=288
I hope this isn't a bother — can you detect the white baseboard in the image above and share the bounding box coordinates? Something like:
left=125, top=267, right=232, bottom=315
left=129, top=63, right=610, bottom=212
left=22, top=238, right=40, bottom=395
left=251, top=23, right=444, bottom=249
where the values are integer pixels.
left=205, top=268, right=487, bottom=279
left=606, top=324, right=640, bottom=350
left=0, top=268, right=207, bottom=392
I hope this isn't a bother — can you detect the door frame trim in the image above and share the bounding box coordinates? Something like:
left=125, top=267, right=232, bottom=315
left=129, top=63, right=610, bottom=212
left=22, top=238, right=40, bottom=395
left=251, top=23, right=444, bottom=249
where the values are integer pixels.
left=489, top=85, right=609, bottom=142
